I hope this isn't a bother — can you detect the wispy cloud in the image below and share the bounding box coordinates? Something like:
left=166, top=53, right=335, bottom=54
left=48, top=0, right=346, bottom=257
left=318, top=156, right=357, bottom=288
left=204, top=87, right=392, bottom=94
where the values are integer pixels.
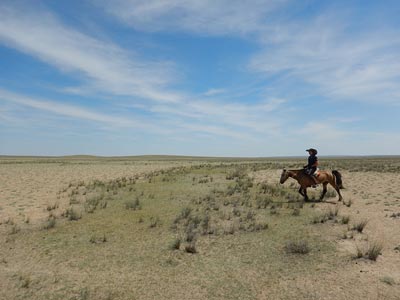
left=0, top=88, right=141, bottom=127
left=249, top=15, right=400, bottom=104
left=0, top=3, right=181, bottom=103
left=95, top=0, right=286, bottom=36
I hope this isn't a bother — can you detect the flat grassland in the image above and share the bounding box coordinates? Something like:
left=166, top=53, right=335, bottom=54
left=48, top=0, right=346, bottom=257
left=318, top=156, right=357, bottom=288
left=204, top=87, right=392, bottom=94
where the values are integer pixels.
left=1, top=156, right=400, bottom=299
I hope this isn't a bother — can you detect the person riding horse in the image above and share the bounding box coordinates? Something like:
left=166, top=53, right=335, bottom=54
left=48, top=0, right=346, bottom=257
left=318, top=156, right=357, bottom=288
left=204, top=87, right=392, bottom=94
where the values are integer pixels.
left=304, top=148, right=318, bottom=186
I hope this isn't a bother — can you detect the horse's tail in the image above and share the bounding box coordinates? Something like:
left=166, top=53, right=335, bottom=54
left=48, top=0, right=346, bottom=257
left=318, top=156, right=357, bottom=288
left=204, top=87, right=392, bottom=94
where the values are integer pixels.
left=332, top=170, right=344, bottom=189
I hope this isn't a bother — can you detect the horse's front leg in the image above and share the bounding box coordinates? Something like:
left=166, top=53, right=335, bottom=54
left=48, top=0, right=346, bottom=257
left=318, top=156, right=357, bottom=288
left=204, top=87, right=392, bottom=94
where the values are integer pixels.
left=320, top=183, right=328, bottom=201
left=303, top=187, right=309, bottom=201
left=298, top=187, right=304, bottom=197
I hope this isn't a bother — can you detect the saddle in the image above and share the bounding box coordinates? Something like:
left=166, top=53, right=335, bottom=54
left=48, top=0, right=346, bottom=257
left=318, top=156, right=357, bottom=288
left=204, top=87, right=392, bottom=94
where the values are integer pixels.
left=304, top=167, right=319, bottom=177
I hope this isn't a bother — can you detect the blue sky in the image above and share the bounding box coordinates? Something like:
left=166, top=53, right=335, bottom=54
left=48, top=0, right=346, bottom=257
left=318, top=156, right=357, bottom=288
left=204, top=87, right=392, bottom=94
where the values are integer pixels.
left=1, top=0, right=399, bottom=157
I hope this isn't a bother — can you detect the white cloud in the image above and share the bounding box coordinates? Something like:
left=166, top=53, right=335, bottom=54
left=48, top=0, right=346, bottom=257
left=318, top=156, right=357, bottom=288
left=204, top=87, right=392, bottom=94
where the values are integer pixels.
left=0, top=4, right=181, bottom=103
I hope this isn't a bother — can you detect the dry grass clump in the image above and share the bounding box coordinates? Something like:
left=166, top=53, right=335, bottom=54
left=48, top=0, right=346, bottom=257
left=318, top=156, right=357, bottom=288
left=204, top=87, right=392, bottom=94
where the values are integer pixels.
left=284, top=240, right=310, bottom=254
left=325, top=189, right=337, bottom=198
left=169, top=238, right=181, bottom=250
left=311, top=207, right=340, bottom=224
left=325, top=206, right=339, bottom=220
left=366, top=241, right=383, bottom=261
left=89, top=233, right=107, bottom=244
left=380, top=276, right=395, bottom=285
left=352, top=219, right=368, bottom=233
left=64, top=207, right=81, bottom=221
left=46, top=202, right=59, bottom=211
left=9, top=224, right=20, bottom=235
left=42, top=216, right=56, bottom=230
left=184, top=241, right=197, bottom=254
left=125, top=197, right=141, bottom=210
left=18, top=274, right=31, bottom=288
left=341, top=215, right=350, bottom=224
left=354, top=240, right=383, bottom=261
left=149, top=216, right=161, bottom=228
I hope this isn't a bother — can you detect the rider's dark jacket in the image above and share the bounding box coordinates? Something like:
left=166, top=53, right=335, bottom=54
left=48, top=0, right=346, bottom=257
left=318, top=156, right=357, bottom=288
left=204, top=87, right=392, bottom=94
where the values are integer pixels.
left=306, top=155, right=318, bottom=168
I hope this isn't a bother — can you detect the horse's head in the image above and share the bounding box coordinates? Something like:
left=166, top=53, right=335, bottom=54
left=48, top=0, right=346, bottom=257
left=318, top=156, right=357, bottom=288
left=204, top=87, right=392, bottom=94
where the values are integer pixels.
left=280, top=169, right=289, bottom=184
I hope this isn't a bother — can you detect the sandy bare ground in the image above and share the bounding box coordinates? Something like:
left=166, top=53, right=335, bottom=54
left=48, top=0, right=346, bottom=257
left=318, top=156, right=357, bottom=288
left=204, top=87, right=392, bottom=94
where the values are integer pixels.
left=0, top=160, right=193, bottom=225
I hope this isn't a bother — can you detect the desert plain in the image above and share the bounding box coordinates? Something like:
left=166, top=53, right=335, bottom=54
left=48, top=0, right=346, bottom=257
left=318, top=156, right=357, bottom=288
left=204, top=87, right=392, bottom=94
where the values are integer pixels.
left=0, top=156, right=400, bottom=300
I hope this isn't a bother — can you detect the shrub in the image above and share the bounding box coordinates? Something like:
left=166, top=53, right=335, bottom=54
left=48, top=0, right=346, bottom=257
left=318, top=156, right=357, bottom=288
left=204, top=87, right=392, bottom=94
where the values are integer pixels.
left=46, top=203, right=58, bottom=211
left=43, top=217, right=56, bottom=230
left=185, top=223, right=196, bottom=242
left=89, top=233, right=107, bottom=244
left=169, top=238, right=181, bottom=250
left=65, top=207, right=81, bottom=221
left=185, top=241, right=197, bottom=254
left=149, top=216, right=161, bottom=228
left=9, top=224, right=20, bottom=235
left=341, top=215, right=350, bottom=224
left=311, top=213, right=327, bottom=224
left=292, top=208, right=300, bottom=216
left=380, top=276, right=395, bottom=285
left=18, top=274, right=31, bottom=288
left=125, top=198, right=141, bottom=210
left=355, top=245, right=364, bottom=259
left=179, top=207, right=192, bottom=219
left=325, top=206, right=339, bottom=220
left=284, top=240, right=310, bottom=254
left=200, top=214, right=210, bottom=234
left=325, top=189, right=336, bottom=198
left=256, top=196, right=271, bottom=209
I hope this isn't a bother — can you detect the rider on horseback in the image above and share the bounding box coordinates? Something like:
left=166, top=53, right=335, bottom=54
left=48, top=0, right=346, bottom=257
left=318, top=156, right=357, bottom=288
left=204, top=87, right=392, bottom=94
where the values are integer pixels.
left=304, top=148, right=318, bottom=186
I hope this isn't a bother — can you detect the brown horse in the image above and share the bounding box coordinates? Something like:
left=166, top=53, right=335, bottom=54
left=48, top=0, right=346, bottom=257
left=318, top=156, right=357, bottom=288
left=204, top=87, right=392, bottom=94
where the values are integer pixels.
left=280, top=169, right=344, bottom=202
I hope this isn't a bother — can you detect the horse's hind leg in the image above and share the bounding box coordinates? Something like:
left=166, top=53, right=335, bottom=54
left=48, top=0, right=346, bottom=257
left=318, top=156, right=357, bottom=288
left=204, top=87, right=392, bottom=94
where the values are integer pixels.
left=329, top=180, right=343, bottom=201
left=336, top=187, right=343, bottom=201
left=320, top=182, right=328, bottom=201
left=298, top=187, right=304, bottom=197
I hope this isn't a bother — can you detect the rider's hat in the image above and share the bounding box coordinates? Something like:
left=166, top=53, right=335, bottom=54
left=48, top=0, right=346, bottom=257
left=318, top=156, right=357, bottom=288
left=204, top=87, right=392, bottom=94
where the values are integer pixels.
left=306, top=148, right=318, bottom=154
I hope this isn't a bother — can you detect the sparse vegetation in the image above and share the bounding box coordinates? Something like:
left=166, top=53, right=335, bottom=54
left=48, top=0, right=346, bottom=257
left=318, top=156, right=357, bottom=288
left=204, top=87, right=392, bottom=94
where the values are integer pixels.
left=1, top=156, right=399, bottom=300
